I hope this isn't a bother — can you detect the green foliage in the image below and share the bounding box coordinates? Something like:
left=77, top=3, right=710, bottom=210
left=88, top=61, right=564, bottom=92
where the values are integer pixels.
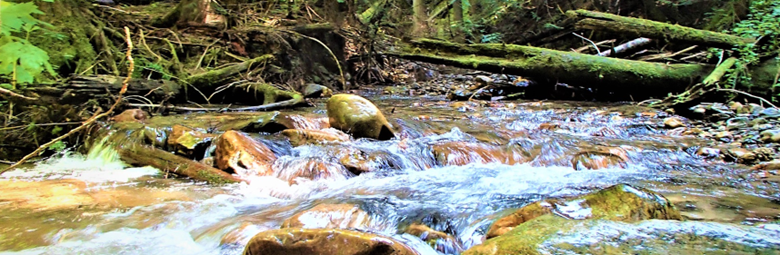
left=722, top=0, right=780, bottom=94
left=0, top=0, right=56, bottom=89
left=48, top=140, right=67, bottom=152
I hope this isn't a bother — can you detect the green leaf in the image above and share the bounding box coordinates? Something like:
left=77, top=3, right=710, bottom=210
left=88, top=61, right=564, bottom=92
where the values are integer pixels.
left=51, top=125, right=63, bottom=135
left=48, top=140, right=66, bottom=152
left=0, top=1, right=45, bottom=35
left=0, top=83, right=12, bottom=90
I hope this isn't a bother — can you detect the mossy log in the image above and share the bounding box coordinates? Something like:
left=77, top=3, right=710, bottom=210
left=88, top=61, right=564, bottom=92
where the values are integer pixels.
left=393, top=39, right=711, bottom=96
left=567, top=10, right=754, bottom=49
left=185, top=55, right=274, bottom=88
left=118, top=144, right=242, bottom=184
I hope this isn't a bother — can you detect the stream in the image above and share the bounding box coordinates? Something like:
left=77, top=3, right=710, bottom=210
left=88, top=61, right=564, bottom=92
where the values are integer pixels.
left=2, top=92, right=780, bottom=254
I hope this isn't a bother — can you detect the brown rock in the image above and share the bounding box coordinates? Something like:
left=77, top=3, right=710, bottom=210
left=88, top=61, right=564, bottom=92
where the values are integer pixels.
left=663, top=117, right=685, bottom=129
left=281, top=129, right=350, bottom=147
left=214, top=130, right=277, bottom=177
left=281, top=204, right=379, bottom=230
left=695, top=147, right=721, bottom=158
left=243, top=228, right=416, bottom=255
left=111, top=109, right=148, bottom=123
left=486, top=202, right=554, bottom=239
left=538, top=123, right=560, bottom=131
left=220, top=222, right=265, bottom=247
left=723, top=147, right=756, bottom=164
left=432, top=142, right=527, bottom=166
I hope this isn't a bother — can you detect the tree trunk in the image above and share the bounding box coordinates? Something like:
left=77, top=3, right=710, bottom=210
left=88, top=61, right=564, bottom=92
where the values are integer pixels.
left=412, top=0, right=428, bottom=36
left=452, top=0, right=464, bottom=43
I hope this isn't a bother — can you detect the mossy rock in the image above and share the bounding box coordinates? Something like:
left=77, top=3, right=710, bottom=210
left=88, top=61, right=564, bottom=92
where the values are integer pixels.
left=326, top=94, right=396, bottom=140
left=470, top=184, right=682, bottom=255
left=281, top=129, right=350, bottom=147
left=243, top=228, right=417, bottom=255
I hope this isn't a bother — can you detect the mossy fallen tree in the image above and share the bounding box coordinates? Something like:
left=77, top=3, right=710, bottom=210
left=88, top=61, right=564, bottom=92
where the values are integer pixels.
left=567, top=10, right=754, bottom=49
left=392, top=39, right=711, bottom=96
left=118, top=144, right=242, bottom=184
left=26, top=75, right=181, bottom=105
left=185, top=55, right=275, bottom=89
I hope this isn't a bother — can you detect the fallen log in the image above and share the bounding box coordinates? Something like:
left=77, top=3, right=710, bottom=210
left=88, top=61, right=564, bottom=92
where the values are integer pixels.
left=185, top=54, right=275, bottom=89
left=567, top=10, right=754, bottom=49
left=394, top=39, right=711, bottom=96
left=27, top=75, right=180, bottom=105
left=118, top=144, right=243, bottom=184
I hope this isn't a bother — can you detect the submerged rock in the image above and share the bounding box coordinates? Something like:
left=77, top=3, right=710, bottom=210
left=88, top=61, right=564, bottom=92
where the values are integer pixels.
left=281, top=204, right=380, bottom=230
left=214, top=130, right=277, bottom=177
left=483, top=184, right=682, bottom=241
left=242, top=228, right=416, bottom=255
left=326, top=94, right=396, bottom=140
left=272, top=157, right=352, bottom=184
left=404, top=223, right=463, bottom=253
left=570, top=147, right=628, bottom=170
left=431, top=142, right=527, bottom=166
left=281, top=128, right=350, bottom=146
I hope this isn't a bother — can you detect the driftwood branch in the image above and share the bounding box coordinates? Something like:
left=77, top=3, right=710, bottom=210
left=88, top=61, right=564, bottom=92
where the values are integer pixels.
left=598, top=38, right=653, bottom=57
left=0, top=87, right=37, bottom=101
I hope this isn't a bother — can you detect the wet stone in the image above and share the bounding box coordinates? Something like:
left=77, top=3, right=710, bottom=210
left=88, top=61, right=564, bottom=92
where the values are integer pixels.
left=326, top=94, right=396, bottom=140
left=243, top=228, right=416, bottom=255
left=281, top=204, right=380, bottom=231
left=760, top=129, right=780, bottom=143
left=726, top=117, right=750, bottom=130
left=214, top=130, right=277, bottom=177
left=477, top=184, right=682, bottom=253
left=663, top=117, right=686, bottom=129
left=404, top=223, right=462, bottom=254
left=723, top=148, right=757, bottom=164
left=761, top=107, right=780, bottom=119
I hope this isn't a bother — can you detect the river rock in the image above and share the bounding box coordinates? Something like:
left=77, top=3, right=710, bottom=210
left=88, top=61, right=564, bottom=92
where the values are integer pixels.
left=483, top=184, right=681, bottom=240
left=303, top=83, right=332, bottom=98
left=214, top=130, right=277, bottom=177
left=726, top=117, right=750, bottom=130
left=749, top=103, right=765, bottom=116
left=281, top=204, right=380, bottom=230
left=695, top=147, right=720, bottom=158
left=432, top=142, right=527, bottom=166
left=663, top=117, right=685, bottom=129
left=111, top=109, right=149, bottom=123
left=281, top=129, right=350, bottom=147
left=753, top=147, right=774, bottom=161
left=760, top=129, right=780, bottom=143
left=168, top=125, right=214, bottom=155
left=242, top=228, right=416, bottom=255
left=728, top=102, right=744, bottom=113
left=326, top=94, right=396, bottom=140
left=722, top=147, right=756, bottom=163
left=272, top=157, right=352, bottom=184
left=405, top=223, right=462, bottom=253
left=715, top=131, right=733, bottom=142
left=760, top=107, right=780, bottom=118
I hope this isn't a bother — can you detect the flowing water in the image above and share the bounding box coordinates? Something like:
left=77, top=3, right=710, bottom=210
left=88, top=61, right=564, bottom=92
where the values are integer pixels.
left=2, top=92, right=780, bottom=254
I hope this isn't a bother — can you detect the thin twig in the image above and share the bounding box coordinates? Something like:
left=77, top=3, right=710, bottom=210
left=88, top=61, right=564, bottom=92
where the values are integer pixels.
left=0, top=87, right=37, bottom=101
left=140, top=30, right=163, bottom=62
left=572, top=32, right=601, bottom=55
left=290, top=31, right=346, bottom=90
left=0, top=27, right=135, bottom=175
left=717, top=88, right=778, bottom=109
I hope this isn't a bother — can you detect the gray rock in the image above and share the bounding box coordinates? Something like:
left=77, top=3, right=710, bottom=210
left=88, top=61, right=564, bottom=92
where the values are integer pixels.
left=726, top=117, right=750, bottom=130
left=760, top=108, right=780, bottom=119
left=760, top=129, right=780, bottom=143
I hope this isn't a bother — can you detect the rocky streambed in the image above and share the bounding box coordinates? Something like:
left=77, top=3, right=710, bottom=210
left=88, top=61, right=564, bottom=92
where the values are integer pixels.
left=1, top=92, right=780, bottom=254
